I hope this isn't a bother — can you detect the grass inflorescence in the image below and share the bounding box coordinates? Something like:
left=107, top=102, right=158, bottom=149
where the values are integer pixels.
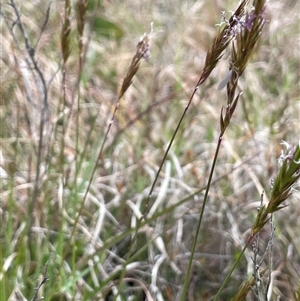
left=1, top=0, right=299, bottom=300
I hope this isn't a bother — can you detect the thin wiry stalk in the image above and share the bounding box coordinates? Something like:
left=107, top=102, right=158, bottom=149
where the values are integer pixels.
left=53, top=0, right=72, bottom=282
left=9, top=0, right=51, bottom=258
left=181, top=132, right=226, bottom=300
left=57, top=0, right=71, bottom=182
left=59, top=0, right=90, bottom=267
left=251, top=203, right=277, bottom=299
left=35, top=2, right=52, bottom=46
left=265, top=215, right=275, bottom=300
left=230, top=267, right=268, bottom=301
left=75, top=0, right=88, bottom=178
left=252, top=192, right=263, bottom=298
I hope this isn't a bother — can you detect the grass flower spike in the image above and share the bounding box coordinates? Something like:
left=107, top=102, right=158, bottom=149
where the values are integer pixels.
left=119, top=31, right=151, bottom=99
left=251, top=141, right=300, bottom=237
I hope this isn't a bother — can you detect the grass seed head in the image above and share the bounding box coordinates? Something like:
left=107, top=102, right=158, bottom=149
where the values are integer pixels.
left=252, top=141, right=300, bottom=236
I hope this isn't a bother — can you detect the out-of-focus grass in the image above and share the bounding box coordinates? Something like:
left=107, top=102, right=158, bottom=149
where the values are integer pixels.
left=0, top=0, right=299, bottom=300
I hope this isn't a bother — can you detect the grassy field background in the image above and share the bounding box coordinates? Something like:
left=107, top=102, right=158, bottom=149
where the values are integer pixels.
left=1, top=0, right=299, bottom=300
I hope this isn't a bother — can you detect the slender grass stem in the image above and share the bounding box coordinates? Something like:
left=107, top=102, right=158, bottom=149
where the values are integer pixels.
left=180, top=134, right=222, bottom=300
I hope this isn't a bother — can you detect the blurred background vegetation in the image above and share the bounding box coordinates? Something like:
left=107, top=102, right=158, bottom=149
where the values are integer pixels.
left=0, top=0, right=299, bottom=300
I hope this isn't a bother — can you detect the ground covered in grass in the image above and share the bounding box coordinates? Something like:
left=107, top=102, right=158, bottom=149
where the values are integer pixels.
left=1, top=0, right=299, bottom=300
